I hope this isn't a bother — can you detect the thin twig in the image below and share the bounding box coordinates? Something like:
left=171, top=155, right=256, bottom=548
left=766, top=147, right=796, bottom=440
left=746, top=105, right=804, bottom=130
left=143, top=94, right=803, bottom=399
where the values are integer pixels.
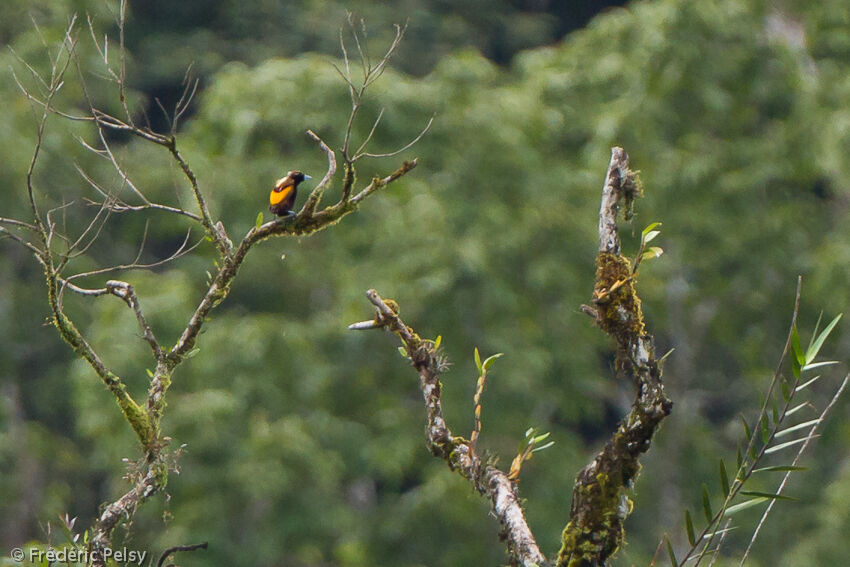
left=157, top=542, right=208, bottom=567
left=739, top=372, right=850, bottom=564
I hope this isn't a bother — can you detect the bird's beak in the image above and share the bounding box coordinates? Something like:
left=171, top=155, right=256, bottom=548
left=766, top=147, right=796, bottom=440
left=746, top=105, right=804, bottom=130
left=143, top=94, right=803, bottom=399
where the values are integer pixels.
left=304, top=174, right=313, bottom=180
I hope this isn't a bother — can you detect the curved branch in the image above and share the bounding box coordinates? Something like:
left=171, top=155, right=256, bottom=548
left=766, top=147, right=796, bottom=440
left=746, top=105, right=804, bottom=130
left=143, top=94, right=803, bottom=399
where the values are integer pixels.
left=298, top=130, right=337, bottom=217
left=354, top=289, right=546, bottom=567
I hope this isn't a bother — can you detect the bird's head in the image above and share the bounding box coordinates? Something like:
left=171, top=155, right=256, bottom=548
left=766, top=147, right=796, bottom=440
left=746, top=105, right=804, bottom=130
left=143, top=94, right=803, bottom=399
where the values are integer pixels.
left=287, top=170, right=312, bottom=183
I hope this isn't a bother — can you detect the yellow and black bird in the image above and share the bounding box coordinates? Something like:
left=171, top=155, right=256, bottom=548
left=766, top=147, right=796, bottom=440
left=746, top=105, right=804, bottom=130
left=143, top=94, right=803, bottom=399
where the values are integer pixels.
left=269, top=170, right=312, bottom=218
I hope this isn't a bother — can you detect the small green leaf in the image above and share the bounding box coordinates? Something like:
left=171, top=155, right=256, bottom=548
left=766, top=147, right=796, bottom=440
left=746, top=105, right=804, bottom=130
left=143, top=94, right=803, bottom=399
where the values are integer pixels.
left=805, top=313, right=842, bottom=364
left=642, top=222, right=662, bottom=237
left=724, top=497, right=768, bottom=517
left=474, top=347, right=482, bottom=374
left=640, top=246, right=664, bottom=261
left=146, top=368, right=154, bottom=378
left=643, top=230, right=661, bottom=244
left=434, top=335, right=442, bottom=349
left=702, top=484, right=713, bottom=524
left=398, top=346, right=407, bottom=358
left=482, top=352, right=504, bottom=371
left=802, top=360, right=839, bottom=371
left=531, top=440, right=555, bottom=453
left=736, top=445, right=744, bottom=473
left=740, top=490, right=796, bottom=501
left=186, top=348, right=200, bottom=359
left=791, top=325, right=805, bottom=367
left=532, top=431, right=551, bottom=443
left=785, top=402, right=810, bottom=417
left=256, top=212, right=264, bottom=228
left=665, top=535, right=677, bottom=567
left=748, top=443, right=759, bottom=461
left=752, top=465, right=808, bottom=473
left=781, top=379, right=791, bottom=403
left=807, top=311, right=824, bottom=353
left=759, top=414, right=770, bottom=444
left=684, top=509, right=696, bottom=546
left=771, top=398, right=779, bottom=425
left=740, top=415, right=752, bottom=441
left=719, top=459, right=730, bottom=496
left=795, top=375, right=821, bottom=393
left=775, top=419, right=820, bottom=439
left=765, top=435, right=816, bottom=454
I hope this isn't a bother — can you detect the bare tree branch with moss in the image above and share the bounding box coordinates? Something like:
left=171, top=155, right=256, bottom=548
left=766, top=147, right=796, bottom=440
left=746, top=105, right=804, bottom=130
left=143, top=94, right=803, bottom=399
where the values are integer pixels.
left=7, top=5, right=422, bottom=564
left=351, top=147, right=671, bottom=567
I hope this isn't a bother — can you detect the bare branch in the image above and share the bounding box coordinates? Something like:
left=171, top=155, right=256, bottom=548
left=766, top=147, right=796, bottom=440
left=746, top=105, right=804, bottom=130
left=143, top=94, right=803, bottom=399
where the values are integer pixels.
left=64, top=227, right=200, bottom=283
left=298, top=130, right=338, bottom=217
left=357, top=115, right=434, bottom=160
left=0, top=216, right=37, bottom=231
left=103, top=280, right=163, bottom=360
left=350, top=159, right=418, bottom=204
left=156, top=542, right=208, bottom=567
left=352, top=107, right=385, bottom=158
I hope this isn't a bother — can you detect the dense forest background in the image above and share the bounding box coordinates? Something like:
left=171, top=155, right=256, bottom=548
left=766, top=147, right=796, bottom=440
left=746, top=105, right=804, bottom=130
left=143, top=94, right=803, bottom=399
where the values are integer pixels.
left=2, top=0, right=850, bottom=565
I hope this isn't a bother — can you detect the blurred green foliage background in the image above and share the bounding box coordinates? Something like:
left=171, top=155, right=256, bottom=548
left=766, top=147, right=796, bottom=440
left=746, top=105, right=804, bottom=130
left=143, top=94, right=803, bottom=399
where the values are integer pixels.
left=2, top=0, right=850, bottom=565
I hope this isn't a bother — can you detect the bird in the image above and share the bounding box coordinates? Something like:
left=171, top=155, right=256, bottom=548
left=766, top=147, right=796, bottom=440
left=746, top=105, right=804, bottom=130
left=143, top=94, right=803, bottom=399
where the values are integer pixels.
left=269, top=170, right=312, bottom=217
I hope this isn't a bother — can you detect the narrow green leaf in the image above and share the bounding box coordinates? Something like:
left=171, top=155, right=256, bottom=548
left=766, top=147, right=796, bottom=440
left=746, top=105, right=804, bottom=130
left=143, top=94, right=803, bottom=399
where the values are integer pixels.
left=482, top=352, right=504, bottom=371
left=531, top=440, right=555, bottom=453
left=771, top=398, right=779, bottom=425
left=434, top=335, right=442, bottom=350
left=795, top=375, right=821, bottom=393
left=759, top=414, right=770, bottom=444
left=642, top=222, right=662, bottom=237
left=145, top=368, right=154, bottom=378
left=255, top=212, right=264, bottom=228
left=805, top=313, right=842, bottom=364
left=643, top=230, right=661, bottom=244
left=736, top=445, right=744, bottom=473
left=702, top=526, right=738, bottom=540
left=724, top=497, right=768, bottom=517
left=740, top=415, right=752, bottom=441
left=775, top=419, right=820, bottom=439
left=702, top=484, right=713, bottom=524
left=807, top=311, right=824, bottom=353
left=398, top=346, right=407, bottom=358
left=748, top=442, right=758, bottom=461
left=719, top=459, right=730, bottom=496
left=684, top=509, right=696, bottom=546
left=752, top=465, right=808, bottom=473
left=765, top=435, right=816, bottom=454
left=780, top=379, right=791, bottom=403
left=785, top=402, right=810, bottom=417
left=739, top=490, right=796, bottom=501
left=801, top=360, right=839, bottom=371
left=186, top=348, right=200, bottom=359
left=474, top=347, right=482, bottom=374
left=532, top=432, right=551, bottom=443
left=791, top=325, right=805, bottom=367
left=665, top=535, right=677, bottom=567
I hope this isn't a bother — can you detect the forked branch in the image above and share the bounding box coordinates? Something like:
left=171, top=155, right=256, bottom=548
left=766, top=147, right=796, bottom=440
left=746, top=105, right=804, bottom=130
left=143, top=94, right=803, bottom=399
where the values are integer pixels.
left=352, top=290, right=546, bottom=567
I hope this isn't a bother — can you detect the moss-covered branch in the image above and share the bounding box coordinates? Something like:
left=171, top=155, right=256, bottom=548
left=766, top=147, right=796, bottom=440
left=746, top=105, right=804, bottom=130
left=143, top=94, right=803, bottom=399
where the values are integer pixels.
left=558, top=147, right=672, bottom=567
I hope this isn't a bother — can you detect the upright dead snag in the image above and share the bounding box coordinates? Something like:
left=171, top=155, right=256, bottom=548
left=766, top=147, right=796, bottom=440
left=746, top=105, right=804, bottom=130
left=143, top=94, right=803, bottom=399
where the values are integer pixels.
left=558, top=147, right=672, bottom=567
